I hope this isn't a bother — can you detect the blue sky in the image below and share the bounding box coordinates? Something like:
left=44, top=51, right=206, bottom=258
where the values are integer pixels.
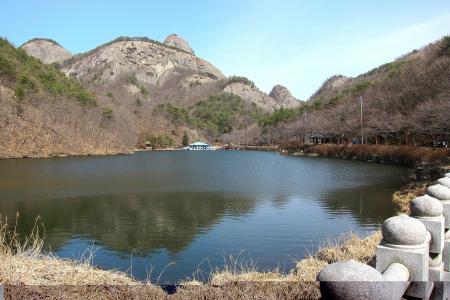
left=2, top=0, right=450, bottom=99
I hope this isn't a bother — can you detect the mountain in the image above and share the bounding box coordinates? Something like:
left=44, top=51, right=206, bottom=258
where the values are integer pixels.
left=3, top=34, right=300, bottom=157
left=19, top=38, right=72, bottom=64
left=3, top=34, right=449, bottom=156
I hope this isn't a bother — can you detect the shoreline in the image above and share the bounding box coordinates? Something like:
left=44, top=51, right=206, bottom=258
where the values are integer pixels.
left=1, top=146, right=449, bottom=299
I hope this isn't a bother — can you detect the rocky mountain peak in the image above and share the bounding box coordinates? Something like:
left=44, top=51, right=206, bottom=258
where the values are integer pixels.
left=269, top=85, right=293, bottom=102
left=20, top=38, right=72, bottom=64
left=163, top=34, right=194, bottom=54
left=309, top=75, right=352, bottom=101
left=322, top=75, right=351, bottom=89
left=268, top=84, right=300, bottom=108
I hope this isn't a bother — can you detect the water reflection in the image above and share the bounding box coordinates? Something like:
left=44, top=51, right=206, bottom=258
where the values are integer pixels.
left=0, top=151, right=411, bottom=281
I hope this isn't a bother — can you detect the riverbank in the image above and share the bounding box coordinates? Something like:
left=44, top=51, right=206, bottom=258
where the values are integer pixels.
left=1, top=149, right=448, bottom=299
left=280, top=143, right=450, bottom=167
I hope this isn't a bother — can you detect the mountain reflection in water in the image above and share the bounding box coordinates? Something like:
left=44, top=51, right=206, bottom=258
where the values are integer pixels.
left=0, top=151, right=411, bottom=282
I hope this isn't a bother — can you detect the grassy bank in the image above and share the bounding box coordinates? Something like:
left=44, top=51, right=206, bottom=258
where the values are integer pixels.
left=1, top=151, right=449, bottom=299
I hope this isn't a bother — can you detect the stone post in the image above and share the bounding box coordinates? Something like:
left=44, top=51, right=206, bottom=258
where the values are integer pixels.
left=376, top=214, right=432, bottom=299
left=427, top=182, right=450, bottom=275
left=410, top=195, right=445, bottom=281
left=317, top=260, right=409, bottom=300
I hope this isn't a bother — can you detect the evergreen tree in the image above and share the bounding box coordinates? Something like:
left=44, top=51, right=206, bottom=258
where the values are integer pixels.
left=182, top=131, right=189, bottom=147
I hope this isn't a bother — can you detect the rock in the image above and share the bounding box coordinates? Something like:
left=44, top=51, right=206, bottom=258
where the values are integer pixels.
left=437, top=177, right=450, bottom=188
left=163, top=34, right=194, bottom=54
left=20, top=38, right=72, bottom=64
left=410, top=195, right=443, bottom=217
left=381, top=215, right=427, bottom=245
left=426, top=184, right=450, bottom=201
left=268, top=84, right=300, bottom=108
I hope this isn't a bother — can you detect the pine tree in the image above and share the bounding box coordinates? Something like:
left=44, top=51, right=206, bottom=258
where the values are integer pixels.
left=182, top=131, right=189, bottom=147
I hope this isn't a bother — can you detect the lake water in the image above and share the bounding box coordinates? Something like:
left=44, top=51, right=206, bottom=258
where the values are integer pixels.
left=0, top=151, right=411, bottom=283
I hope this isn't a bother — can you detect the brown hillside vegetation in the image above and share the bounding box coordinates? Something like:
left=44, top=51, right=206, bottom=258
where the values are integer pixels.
left=248, top=36, right=450, bottom=147
left=0, top=38, right=132, bottom=158
left=280, top=143, right=450, bottom=166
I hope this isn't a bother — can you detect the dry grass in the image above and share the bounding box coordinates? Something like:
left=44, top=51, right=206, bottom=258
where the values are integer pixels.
left=392, top=182, right=428, bottom=214
left=293, top=232, right=381, bottom=282
left=314, top=232, right=381, bottom=266
left=0, top=216, right=137, bottom=286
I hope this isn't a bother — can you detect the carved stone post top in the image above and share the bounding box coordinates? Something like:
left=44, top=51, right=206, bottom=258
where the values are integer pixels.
left=317, top=259, right=383, bottom=282
left=410, top=195, right=443, bottom=217
left=381, top=214, right=428, bottom=246
left=426, top=184, right=450, bottom=201
left=318, top=260, right=410, bottom=300
left=437, top=177, right=450, bottom=189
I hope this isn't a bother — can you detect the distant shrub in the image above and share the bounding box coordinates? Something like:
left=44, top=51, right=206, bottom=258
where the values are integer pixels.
left=51, top=62, right=61, bottom=69
left=227, top=76, right=255, bottom=87
left=0, top=55, right=16, bottom=79
left=127, top=74, right=138, bottom=86
left=191, top=93, right=244, bottom=135
left=154, top=103, right=190, bottom=125
left=135, top=98, right=142, bottom=107
left=14, top=85, right=25, bottom=100
left=258, top=107, right=299, bottom=127
left=145, top=134, right=174, bottom=148
left=140, top=86, right=149, bottom=96
left=102, top=107, right=114, bottom=120
left=440, top=36, right=450, bottom=56
left=18, top=74, right=36, bottom=91
left=182, top=131, right=189, bottom=147
left=342, top=80, right=373, bottom=95
left=21, top=38, right=62, bottom=47
left=107, top=91, right=113, bottom=98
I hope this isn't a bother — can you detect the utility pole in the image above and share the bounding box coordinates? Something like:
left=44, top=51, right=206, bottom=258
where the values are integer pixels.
left=360, top=95, right=364, bottom=144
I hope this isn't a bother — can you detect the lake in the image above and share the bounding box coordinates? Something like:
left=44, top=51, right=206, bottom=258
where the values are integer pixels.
left=0, top=151, right=411, bottom=283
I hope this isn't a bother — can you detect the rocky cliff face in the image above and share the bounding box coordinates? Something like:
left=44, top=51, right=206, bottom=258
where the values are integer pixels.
left=163, top=34, right=194, bottom=54
left=63, top=37, right=223, bottom=87
left=309, top=75, right=351, bottom=100
left=269, top=84, right=300, bottom=108
left=20, top=39, right=72, bottom=64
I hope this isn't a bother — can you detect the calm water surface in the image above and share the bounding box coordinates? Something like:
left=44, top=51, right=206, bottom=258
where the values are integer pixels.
left=0, top=151, right=411, bottom=283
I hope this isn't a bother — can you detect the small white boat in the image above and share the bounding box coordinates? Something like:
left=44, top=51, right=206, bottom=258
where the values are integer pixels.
left=185, top=142, right=216, bottom=151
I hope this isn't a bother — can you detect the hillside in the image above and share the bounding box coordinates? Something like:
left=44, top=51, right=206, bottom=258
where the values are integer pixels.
left=16, top=35, right=300, bottom=152
left=258, top=36, right=450, bottom=147
left=0, top=38, right=132, bottom=158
